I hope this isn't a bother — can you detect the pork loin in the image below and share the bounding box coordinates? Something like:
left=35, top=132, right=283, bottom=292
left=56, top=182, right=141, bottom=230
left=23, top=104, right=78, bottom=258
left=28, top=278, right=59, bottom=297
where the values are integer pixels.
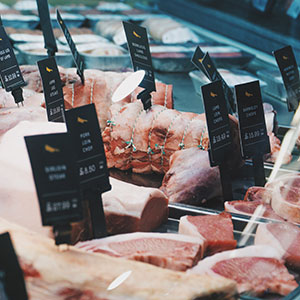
left=255, top=222, right=300, bottom=269
left=179, top=212, right=237, bottom=256
left=103, top=101, right=242, bottom=174
left=103, top=177, right=168, bottom=235
left=0, top=218, right=238, bottom=300
left=76, top=232, right=205, bottom=271
left=189, top=245, right=298, bottom=296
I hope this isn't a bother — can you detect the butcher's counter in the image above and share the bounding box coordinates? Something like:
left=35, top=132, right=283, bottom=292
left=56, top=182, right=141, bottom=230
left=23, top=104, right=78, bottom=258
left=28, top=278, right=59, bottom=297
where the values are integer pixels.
left=2, top=1, right=300, bottom=300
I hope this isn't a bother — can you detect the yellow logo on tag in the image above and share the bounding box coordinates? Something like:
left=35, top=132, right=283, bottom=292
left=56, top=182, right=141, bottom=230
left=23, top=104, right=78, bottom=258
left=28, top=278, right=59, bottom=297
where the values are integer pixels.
left=77, top=117, right=88, bottom=124
left=45, top=144, right=60, bottom=153
left=0, top=38, right=2, bottom=41
left=283, top=55, right=288, bottom=60
left=198, top=58, right=203, bottom=63
left=210, top=92, right=217, bottom=97
left=245, top=91, right=253, bottom=97
left=46, top=67, right=53, bottom=73
left=59, top=20, right=62, bottom=24
left=133, top=31, right=141, bottom=38
left=207, top=64, right=211, bottom=68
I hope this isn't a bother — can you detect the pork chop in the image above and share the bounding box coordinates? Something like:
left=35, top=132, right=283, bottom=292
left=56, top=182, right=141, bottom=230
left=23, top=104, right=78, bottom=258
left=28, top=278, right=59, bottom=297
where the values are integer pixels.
left=224, top=199, right=284, bottom=221
left=76, top=232, right=205, bottom=271
left=189, top=245, right=298, bottom=296
left=255, top=222, right=300, bottom=269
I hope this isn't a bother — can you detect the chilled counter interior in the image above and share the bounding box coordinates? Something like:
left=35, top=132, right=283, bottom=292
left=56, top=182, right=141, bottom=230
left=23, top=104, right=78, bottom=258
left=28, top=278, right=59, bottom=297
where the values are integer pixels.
left=0, top=0, right=300, bottom=300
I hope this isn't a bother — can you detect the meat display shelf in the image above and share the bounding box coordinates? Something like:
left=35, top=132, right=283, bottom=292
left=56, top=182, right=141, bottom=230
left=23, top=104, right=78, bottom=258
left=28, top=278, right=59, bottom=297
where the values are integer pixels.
left=159, top=203, right=300, bottom=300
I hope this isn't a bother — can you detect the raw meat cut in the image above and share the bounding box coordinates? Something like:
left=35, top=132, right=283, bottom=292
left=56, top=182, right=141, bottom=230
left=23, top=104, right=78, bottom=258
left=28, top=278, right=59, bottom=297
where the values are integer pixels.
left=0, top=121, right=67, bottom=238
left=224, top=199, right=284, bottom=221
left=103, top=101, right=242, bottom=174
left=142, top=18, right=199, bottom=44
left=179, top=212, right=236, bottom=255
left=103, top=177, right=168, bottom=235
left=189, top=245, right=298, bottom=296
left=0, top=121, right=169, bottom=240
left=0, top=218, right=238, bottom=300
left=267, top=173, right=300, bottom=224
left=76, top=232, right=205, bottom=271
left=244, top=186, right=267, bottom=202
left=20, top=65, right=173, bottom=130
left=20, top=65, right=78, bottom=93
left=242, top=174, right=300, bottom=223
left=255, top=222, right=300, bottom=269
left=0, top=88, right=46, bottom=138
left=161, top=148, right=222, bottom=205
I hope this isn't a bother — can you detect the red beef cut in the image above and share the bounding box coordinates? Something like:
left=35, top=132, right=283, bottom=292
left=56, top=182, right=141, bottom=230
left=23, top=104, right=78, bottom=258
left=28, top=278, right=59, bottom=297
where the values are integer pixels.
left=179, top=212, right=237, bottom=256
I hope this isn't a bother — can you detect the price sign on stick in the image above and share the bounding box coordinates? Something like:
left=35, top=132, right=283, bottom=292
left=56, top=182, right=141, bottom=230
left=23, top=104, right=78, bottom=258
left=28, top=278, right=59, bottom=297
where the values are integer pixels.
left=273, top=45, right=300, bottom=112
left=65, top=104, right=111, bottom=238
left=37, top=56, right=65, bottom=123
left=37, top=0, right=57, bottom=57
left=57, top=10, right=84, bottom=84
left=25, top=133, right=83, bottom=245
left=0, top=25, right=26, bottom=106
left=123, top=21, right=155, bottom=110
left=199, top=52, right=235, bottom=114
left=201, top=80, right=233, bottom=201
left=235, top=80, right=270, bottom=186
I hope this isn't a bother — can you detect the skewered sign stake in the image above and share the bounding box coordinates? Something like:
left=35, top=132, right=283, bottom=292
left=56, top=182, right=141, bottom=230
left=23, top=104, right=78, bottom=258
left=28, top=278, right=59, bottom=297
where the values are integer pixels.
left=25, top=132, right=83, bottom=245
left=37, top=56, right=65, bottom=123
left=201, top=80, right=233, bottom=201
left=37, top=0, right=58, bottom=57
left=235, top=80, right=270, bottom=187
left=65, top=104, right=111, bottom=239
left=57, top=10, right=85, bottom=85
left=273, top=45, right=300, bottom=112
left=0, top=25, right=26, bottom=107
left=192, top=47, right=236, bottom=114
left=123, top=21, right=155, bottom=110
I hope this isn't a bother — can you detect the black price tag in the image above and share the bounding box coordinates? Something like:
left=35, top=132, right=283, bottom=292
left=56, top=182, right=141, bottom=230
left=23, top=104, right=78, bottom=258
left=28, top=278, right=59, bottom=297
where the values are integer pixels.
left=65, top=104, right=111, bottom=193
left=37, top=0, right=58, bottom=57
left=123, top=21, right=155, bottom=92
left=25, top=133, right=83, bottom=227
left=273, top=45, right=300, bottom=111
left=0, top=232, right=28, bottom=300
left=201, top=80, right=233, bottom=201
left=191, top=45, right=209, bottom=78
left=0, top=25, right=26, bottom=105
left=57, top=10, right=84, bottom=84
left=235, top=80, right=270, bottom=158
left=37, top=57, right=65, bottom=123
left=200, top=52, right=235, bottom=114
left=201, top=80, right=232, bottom=166
left=65, top=104, right=110, bottom=238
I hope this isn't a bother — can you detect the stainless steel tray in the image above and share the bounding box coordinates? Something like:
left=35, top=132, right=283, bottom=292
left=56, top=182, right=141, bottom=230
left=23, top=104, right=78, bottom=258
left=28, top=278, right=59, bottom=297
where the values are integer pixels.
left=83, top=53, right=131, bottom=71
